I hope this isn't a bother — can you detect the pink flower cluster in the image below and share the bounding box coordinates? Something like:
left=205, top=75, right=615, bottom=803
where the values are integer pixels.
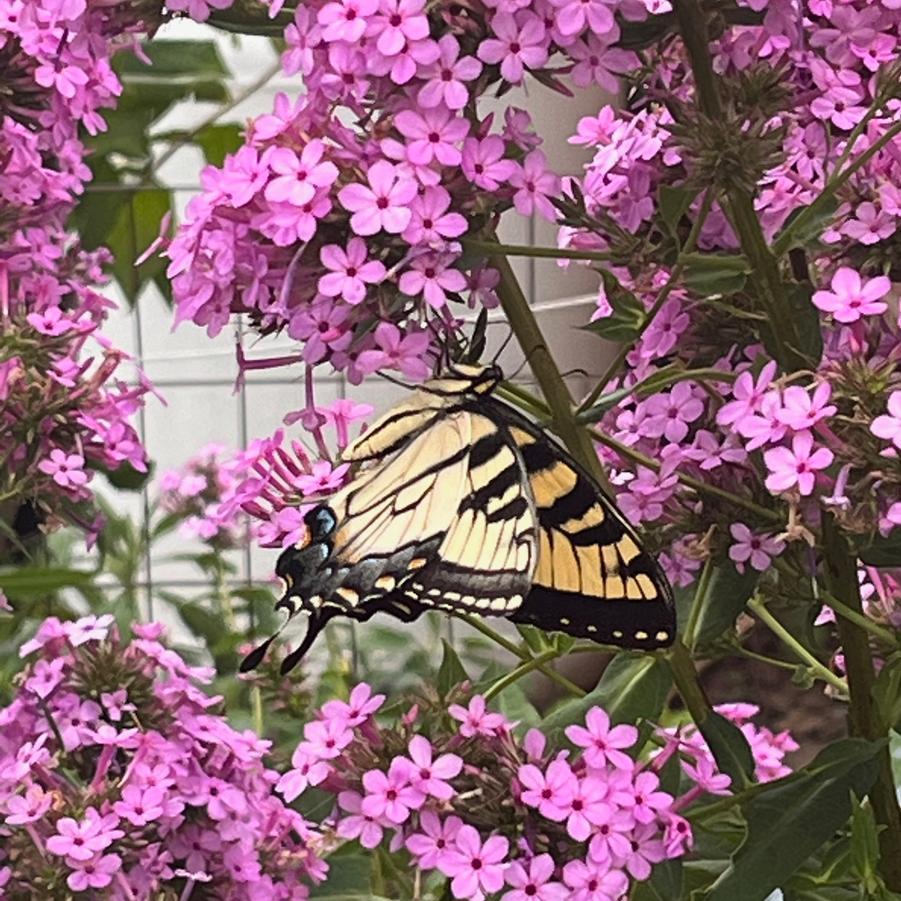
left=0, top=614, right=326, bottom=898
left=556, top=0, right=901, bottom=589
left=164, top=0, right=662, bottom=387
left=275, top=682, right=796, bottom=900
left=159, top=396, right=372, bottom=549
left=0, top=1, right=182, bottom=539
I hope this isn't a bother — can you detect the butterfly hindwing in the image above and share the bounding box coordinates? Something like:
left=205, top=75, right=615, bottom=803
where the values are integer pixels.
left=492, top=404, right=676, bottom=650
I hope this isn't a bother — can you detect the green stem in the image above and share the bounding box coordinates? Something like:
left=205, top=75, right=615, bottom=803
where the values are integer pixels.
left=484, top=649, right=562, bottom=700
left=682, top=556, right=715, bottom=651
left=667, top=639, right=714, bottom=728
left=492, top=241, right=714, bottom=728
left=587, top=425, right=783, bottom=522
left=821, top=515, right=901, bottom=891
left=773, top=120, right=901, bottom=257
left=735, top=647, right=799, bottom=672
left=459, top=614, right=586, bottom=697
left=251, top=685, right=264, bottom=737
left=579, top=189, right=716, bottom=413
left=673, top=0, right=807, bottom=370
left=465, top=237, right=614, bottom=263
left=491, top=252, right=611, bottom=492
left=818, top=589, right=899, bottom=648
left=747, top=596, right=848, bottom=694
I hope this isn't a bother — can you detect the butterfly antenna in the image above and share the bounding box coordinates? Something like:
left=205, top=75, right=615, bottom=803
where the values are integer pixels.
left=491, top=327, right=515, bottom=365
left=375, top=370, right=412, bottom=390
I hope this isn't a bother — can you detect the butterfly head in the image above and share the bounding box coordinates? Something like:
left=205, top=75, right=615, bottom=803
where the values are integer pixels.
left=441, top=362, right=503, bottom=395
left=274, top=505, right=338, bottom=614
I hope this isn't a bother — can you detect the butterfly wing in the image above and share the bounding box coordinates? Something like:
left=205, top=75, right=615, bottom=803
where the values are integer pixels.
left=488, top=400, right=676, bottom=650
left=393, top=411, right=537, bottom=616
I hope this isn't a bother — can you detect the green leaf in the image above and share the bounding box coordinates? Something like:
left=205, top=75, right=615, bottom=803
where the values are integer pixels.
left=698, top=712, right=756, bottom=790
left=659, top=184, right=699, bottom=236
left=778, top=283, right=823, bottom=365
left=97, top=459, right=154, bottom=492
left=849, top=794, right=881, bottom=885
left=309, top=853, right=375, bottom=898
left=704, top=738, right=885, bottom=901
left=104, top=188, right=172, bottom=303
left=0, top=566, right=95, bottom=594
left=858, top=531, right=901, bottom=567
left=691, top=563, right=761, bottom=651
left=773, top=197, right=840, bottom=255
left=176, top=601, right=228, bottom=648
left=682, top=253, right=751, bottom=297
left=436, top=639, right=469, bottom=696
left=582, top=271, right=647, bottom=343
left=162, top=123, right=243, bottom=167
left=872, top=654, right=901, bottom=733
left=542, top=653, right=671, bottom=741
left=115, top=40, right=229, bottom=78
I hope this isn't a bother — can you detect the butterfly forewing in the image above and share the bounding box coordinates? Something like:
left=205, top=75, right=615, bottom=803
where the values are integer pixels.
left=396, top=413, right=537, bottom=614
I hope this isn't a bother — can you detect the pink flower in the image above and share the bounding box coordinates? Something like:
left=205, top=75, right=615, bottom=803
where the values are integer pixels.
left=46, top=808, right=124, bottom=861
left=369, top=0, right=429, bottom=56
left=112, top=785, right=166, bottom=827
left=277, top=748, right=331, bottom=802
left=403, top=187, right=468, bottom=246
left=550, top=0, right=614, bottom=38
left=642, top=382, right=705, bottom=443
left=294, top=461, right=351, bottom=497
left=318, top=238, right=386, bottom=304
left=264, top=142, right=339, bottom=207
left=562, top=858, right=629, bottom=900
left=664, top=814, right=694, bottom=857
left=418, top=36, right=483, bottom=110
left=587, top=808, right=636, bottom=864
left=565, top=708, right=638, bottom=771
left=65, top=614, right=114, bottom=647
left=728, top=523, right=785, bottom=573
left=338, top=161, right=418, bottom=236
left=562, top=777, right=611, bottom=842
left=508, top=150, right=560, bottom=221
left=361, top=758, right=425, bottom=824
left=616, top=822, right=667, bottom=879
left=502, top=853, right=569, bottom=901
left=812, top=267, right=891, bottom=323
left=448, top=695, right=508, bottom=738
left=356, top=322, right=433, bottom=381
left=718, top=361, right=778, bottom=428
left=38, top=448, right=88, bottom=489
left=406, top=811, right=463, bottom=868
left=67, top=854, right=122, bottom=893
left=5, top=784, right=53, bottom=825
left=318, top=0, right=379, bottom=42
left=320, top=682, right=386, bottom=726
left=478, top=13, right=548, bottom=84
left=440, top=825, right=509, bottom=901
left=872, top=391, right=901, bottom=451
left=336, top=791, right=385, bottom=848
left=399, top=254, right=468, bottom=309
left=24, top=658, right=66, bottom=699
left=26, top=306, right=76, bottom=336
left=611, top=771, right=672, bottom=824
left=394, top=106, right=470, bottom=167
left=764, top=431, right=834, bottom=496
left=774, top=383, right=836, bottom=431
left=682, top=753, right=732, bottom=795
left=404, top=735, right=463, bottom=800
left=461, top=136, right=517, bottom=191
left=518, top=759, right=576, bottom=821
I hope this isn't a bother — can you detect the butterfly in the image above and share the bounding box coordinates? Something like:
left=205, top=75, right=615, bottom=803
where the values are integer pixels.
left=241, top=363, right=675, bottom=674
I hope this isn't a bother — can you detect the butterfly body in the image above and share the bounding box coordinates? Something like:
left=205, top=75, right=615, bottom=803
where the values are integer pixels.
left=242, top=364, right=675, bottom=674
